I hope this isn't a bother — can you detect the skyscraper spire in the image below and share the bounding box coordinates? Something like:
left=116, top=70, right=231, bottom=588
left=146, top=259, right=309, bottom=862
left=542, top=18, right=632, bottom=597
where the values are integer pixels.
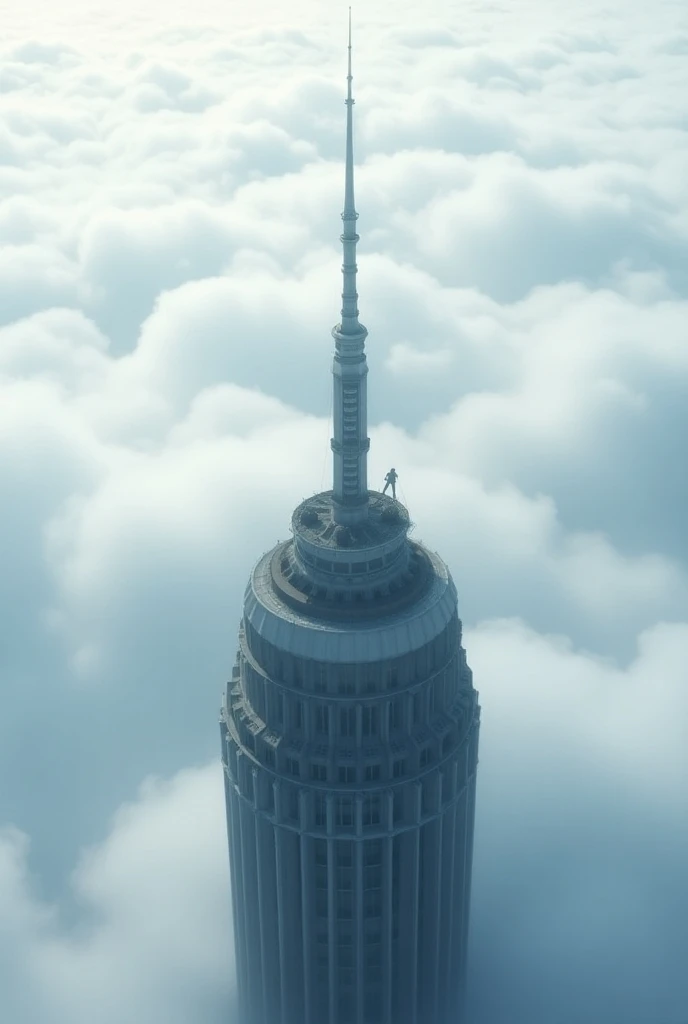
left=331, top=9, right=371, bottom=523
left=341, top=6, right=359, bottom=330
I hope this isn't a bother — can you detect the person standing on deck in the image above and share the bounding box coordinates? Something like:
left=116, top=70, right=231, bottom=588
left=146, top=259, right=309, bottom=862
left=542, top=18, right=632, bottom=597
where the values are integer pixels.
left=382, top=467, right=398, bottom=499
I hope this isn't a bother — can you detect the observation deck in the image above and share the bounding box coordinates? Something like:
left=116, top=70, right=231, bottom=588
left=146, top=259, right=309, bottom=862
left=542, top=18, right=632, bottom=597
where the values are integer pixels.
left=267, top=490, right=431, bottom=622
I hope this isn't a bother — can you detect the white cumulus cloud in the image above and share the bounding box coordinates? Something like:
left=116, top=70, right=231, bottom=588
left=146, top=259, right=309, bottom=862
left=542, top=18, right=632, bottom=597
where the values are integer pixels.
left=1, top=0, right=687, bottom=1021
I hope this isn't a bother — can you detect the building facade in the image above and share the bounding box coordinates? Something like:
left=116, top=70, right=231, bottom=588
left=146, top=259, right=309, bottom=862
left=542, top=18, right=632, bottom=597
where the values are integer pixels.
left=220, top=23, right=480, bottom=1024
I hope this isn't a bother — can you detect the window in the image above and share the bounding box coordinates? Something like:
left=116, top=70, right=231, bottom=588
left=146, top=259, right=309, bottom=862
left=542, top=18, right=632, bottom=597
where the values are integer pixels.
left=393, top=758, right=405, bottom=779
left=364, top=889, right=382, bottom=915
left=316, top=705, right=329, bottom=735
left=393, top=792, right=403, bottom=823
left=337, top=863, right=354, bottom=893
left=339, top=945, right=354, bottom=968
left=315, top=863, right=328, bottom=888
left=275, top=692, right=284, bottom=724
left=389, top=698, right=403, bottom=732
left=311, top=763, right=327, bottom=782
left=364, top=841, right=382, bottom=866
left=339, top=987, right=354, bottom=1020
left=364, top=863, right=382, bottom=890
left=314, top=839, right=328, bottom=866
left=286, top=757, right=300, bottom=777
left=363, top=796, right=381, bottom=827
left=362, top=706, right=378, bottom=737
left=420, top=747, right=432, bottom=768
left=360, top=665, right=376, bottom=692
left=264, top=747, right=275, bottom=768
left=314, top=665, right=326, bottom=693
left=365, top=944, right=382, bottom=968
left=316, top=888, right=328, bottom=916
left=413, top=692, right=423, bottom=724
left=365, top=987, right=383, bottom=1019
left=338, top=890, right=353, bottom=919
left=293, top=701, right=303, bottom=729
left=250, top=676, right=265, bottom=718
left=364, top=764, right=380, bottom=782
left=287, top=787, right=299, bottom=821
left=340, top=707, right=356, bottom=738
left=339, top=765, right=355, bottom=784
left=315, top=794, right=327, bottom=828
left=337, top=798, right=354, bottom=828
left=337, top=843, right=353, bottom=867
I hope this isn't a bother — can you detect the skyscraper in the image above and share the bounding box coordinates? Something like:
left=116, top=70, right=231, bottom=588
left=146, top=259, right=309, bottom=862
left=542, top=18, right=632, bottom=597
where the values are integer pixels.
left=220, top=19, right=480, bottom=1024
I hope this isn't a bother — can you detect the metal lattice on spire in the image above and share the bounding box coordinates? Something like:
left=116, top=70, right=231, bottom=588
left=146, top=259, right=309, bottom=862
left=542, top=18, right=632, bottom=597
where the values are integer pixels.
left=340, top=6, right=361, bottom=332
left=330, top=9, right=370, bottom=522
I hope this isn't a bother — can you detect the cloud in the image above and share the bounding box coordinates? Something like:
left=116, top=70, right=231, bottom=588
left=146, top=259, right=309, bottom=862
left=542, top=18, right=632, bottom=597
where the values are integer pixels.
left=0, top=245, right=81, bottom=326
left=467, top=618, right=688, bottom=1024
left=362, top=92, right=518, bottom=158
left=391, top=153, right=687, bottom=301
left=1, top=0, right=687, bottom=1022
left=0, top=764, right=235, bottom=1024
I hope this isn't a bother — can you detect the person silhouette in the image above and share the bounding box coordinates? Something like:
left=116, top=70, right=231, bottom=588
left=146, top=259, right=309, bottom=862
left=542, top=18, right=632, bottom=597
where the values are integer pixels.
left=382, top=467, right=398, bottom=499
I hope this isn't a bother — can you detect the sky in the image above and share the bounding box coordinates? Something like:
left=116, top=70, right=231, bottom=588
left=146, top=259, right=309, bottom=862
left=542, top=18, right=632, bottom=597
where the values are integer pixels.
left=0, top=0, right=687, bottom=1021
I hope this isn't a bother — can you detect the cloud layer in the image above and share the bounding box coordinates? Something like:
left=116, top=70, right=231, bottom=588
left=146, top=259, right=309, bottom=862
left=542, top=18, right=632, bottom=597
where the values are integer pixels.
left=0, top=765, right=235, bottom=1024
left=1, top=0, right=687, bottom=1021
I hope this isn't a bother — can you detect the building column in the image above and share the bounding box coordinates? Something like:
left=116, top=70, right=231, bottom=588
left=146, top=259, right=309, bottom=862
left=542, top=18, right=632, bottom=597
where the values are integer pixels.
left=355, top=796, right=364, bottom=1024
left=253, top=776, right=268, bottom=1019
left=239, top=785, right=263, bottom=1023
left=398, top=783, right=421, bottom=1024
left=300, top=827, right=315, bottom=1024
left=255, top=808, right=280, bottom=1022
left=459, top=761, right=479, bottom=1013
left=275, top=790, right=304, bottom=1024
left=450, top=763, right=470, bottom=1011
left=382, top=792, right=394, bottom=1024
left=226, top=777, right=250, bottom=1024
left=440, top=763, right=459, bottom=1022
left=327, top=795, right=338, bottom=1024
left=420, top=773, right=443, bottom=1024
